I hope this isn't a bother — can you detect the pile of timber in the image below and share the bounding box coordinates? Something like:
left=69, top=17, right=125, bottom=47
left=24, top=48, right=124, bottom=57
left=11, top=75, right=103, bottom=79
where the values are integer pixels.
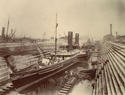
left=0, top=57, right=13, bottom=94
left=0, top=43, right=34, bottom=48
left=92, top=41, right=125, bottom=95
left=0, top=57, right=10, bottom=85
left=7, top=55, right=40, bottom=72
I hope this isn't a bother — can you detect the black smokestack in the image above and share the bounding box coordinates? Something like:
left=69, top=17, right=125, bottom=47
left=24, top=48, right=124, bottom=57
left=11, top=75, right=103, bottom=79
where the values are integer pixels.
left=2, top=27, right=5, bottom=38
left=116, top=32, right=118, bottom=38
left=68, top=31, right=73, bottom=50
left=75, top=33, right=79, bottom=46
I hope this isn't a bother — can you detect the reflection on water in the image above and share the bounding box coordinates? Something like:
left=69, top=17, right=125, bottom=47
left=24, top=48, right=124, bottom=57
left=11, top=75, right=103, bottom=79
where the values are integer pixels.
left=69, top=80, right=92, bottom=95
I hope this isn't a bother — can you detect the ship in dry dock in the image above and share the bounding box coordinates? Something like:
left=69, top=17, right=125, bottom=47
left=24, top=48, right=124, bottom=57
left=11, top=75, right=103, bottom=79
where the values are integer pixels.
left=0, top=7, right=124, bottom=95
left=0, top=19, right=93, bottom=94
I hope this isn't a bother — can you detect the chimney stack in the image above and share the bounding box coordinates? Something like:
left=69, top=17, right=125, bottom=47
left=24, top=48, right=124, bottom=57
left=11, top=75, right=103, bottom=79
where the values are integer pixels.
left=116, top=32, right=118, bottom=38
left=2, top=27, right=5, bottom=38
left=75, top=33, right=79, bottom=46
left=68, top=31, right=73, bottom=50
left=110, top=24, right=112, bottom=35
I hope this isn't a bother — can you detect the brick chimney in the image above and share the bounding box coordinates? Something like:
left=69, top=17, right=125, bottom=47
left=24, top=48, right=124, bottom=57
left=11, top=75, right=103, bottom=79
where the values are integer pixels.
left=110, top=24, right=112, bottom=35
left=2, top=27, right=5, bottom=38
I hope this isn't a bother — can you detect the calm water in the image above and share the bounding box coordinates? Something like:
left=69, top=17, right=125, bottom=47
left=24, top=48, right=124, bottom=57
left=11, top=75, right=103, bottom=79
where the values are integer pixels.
left=69, top=80, right=92, bottom=95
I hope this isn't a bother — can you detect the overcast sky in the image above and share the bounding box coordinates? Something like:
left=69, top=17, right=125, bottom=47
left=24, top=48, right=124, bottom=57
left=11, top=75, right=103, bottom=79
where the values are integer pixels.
left=0, top=0, right=125, bottom=40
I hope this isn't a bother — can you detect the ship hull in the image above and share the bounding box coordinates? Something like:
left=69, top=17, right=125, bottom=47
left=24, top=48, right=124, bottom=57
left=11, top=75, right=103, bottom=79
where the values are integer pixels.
left=11, top=53, right=86, bottom=92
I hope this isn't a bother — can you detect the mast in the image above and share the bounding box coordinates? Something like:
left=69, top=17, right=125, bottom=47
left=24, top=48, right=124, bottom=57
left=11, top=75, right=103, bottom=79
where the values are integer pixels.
left=55, top=13, right=58, bottom=59
left=6, top=18, right=10, bottom=40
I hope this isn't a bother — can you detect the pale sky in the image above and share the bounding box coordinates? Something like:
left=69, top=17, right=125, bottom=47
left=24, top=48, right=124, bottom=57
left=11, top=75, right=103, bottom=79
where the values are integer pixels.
left=0, top=0, right=125, bottom=40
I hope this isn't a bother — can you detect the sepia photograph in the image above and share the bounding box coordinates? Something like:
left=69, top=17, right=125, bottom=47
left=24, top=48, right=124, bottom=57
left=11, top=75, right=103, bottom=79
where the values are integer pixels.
left=0, top=0, right=125, bottom=95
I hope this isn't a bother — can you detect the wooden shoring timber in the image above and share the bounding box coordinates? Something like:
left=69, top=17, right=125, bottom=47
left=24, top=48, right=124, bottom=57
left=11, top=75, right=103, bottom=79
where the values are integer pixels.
left=92, top=86, right=96, bottom=95
left=0, top=71, right=9, bottom=78
left=101, top=42, right=125, bottom=94
left=106, top=54, right=122, bottom=94
left=107, top=53, right=124, bottom=94
left=105, top=55, right=121, bottom=95
left=8, top=56, right=39, bottom=66
left=111, top=45, right=125, bottom=55
left=0, top=42, right=35, bottom=49
left=108, top=50, right=125, bottom=85
left=108, top=55, right=125, bottom=94
left=108, top=42, right=125, bottom=49
left=96, top=76, right=99, bottom=95
left=100, top=70, right=104, bottom=95
left=0, top=76, right=9, bottom=83
left=110, top=47, right=125, bottom=68
left=98, top=73, right=103, bottom=95
left=94, top=67, right=99, bottom=95
left=105, top=64, right=116, bottom=95
left=107, top=62, right=121, bottom=95
left=104, top=65, right=112, bottom=95
left=101, top=70, right=108, bottom=95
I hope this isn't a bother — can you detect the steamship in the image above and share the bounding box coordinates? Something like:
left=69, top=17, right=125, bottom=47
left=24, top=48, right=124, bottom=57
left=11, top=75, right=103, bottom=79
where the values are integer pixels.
left=10, top=31, right=87, bottom=92
left=10, top=51, right=84, bottom=92
left=0, top=18, right=88, bottom=92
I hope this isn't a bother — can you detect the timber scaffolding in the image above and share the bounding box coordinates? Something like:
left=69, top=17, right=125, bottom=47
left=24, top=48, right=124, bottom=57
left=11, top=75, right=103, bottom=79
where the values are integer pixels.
left=92, top=41, right=125, bottom=95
